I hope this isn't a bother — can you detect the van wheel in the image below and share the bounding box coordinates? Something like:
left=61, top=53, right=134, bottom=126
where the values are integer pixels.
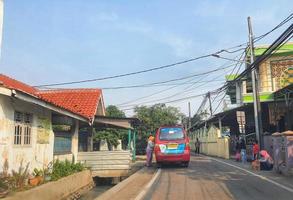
left=182, top=162, right=189, bottom=168
left=156, top=162, right=162, bottom=168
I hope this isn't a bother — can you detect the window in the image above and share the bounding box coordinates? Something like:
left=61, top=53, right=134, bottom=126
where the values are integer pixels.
left=14, top=111, right=32, bottom=146
left=54, top=132, right=72, bottom=154
left=159, top=127, right=184, bottom=140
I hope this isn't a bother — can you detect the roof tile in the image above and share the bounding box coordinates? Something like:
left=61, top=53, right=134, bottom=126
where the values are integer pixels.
left=0, top=74, right=103, bottom=120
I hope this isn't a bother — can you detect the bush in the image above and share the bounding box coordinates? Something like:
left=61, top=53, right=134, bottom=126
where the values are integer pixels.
left=51, top=160, right=85, bottom=181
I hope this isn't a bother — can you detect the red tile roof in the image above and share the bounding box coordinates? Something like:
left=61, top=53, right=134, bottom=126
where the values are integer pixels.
left=37, top=89, right=102, bottom=120
left=0, top=74, right=103, bottom=120
left=0, top=74, right=38, bottom=96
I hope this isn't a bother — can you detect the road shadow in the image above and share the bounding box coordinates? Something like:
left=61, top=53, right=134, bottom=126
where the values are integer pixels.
left=174, top=156, right=291, bottom=200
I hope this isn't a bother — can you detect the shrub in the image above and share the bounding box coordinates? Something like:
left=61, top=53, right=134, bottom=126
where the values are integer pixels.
left=51, top=159, right=84, bottom=181
left=10, top=161, right=30, bottom=190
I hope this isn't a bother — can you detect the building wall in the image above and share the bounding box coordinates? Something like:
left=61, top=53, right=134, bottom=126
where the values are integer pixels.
left=0, top=94, right=54, bottom=173
left=242, top=54, right=293, bottom=103
left=191, top=125, right=230, bottom=159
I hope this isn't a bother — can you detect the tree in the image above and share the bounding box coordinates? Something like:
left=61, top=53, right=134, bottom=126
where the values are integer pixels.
left=134, top=103, right=184, bottom=154
left=94, top=105, right=128, bottom=149
left=134, top=103, right=183, bottom=133
left=106, top=105, right=126, bottom=118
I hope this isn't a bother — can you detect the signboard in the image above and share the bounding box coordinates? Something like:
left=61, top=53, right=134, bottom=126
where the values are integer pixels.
left=37, top=117, right=51, bottom=144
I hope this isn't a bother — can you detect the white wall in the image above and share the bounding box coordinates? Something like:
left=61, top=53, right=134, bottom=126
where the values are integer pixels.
left=0, top=94, right=54, bottom=173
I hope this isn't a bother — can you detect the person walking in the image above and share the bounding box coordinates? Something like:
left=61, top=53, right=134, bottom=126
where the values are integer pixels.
left=146, top=135, right=155, bottom=167
left=235, top=137, right=241, bottom=162
left=253, top=140, right=260, bottom=160
left=195, top=138, right=200, bottom=155
left=240, top=137, right=247, bottom=164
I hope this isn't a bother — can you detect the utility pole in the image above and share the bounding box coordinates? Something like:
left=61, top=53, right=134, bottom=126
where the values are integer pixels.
left=0, top=0, right=4, bottom=58
left=188, top=102, right=191, bottom=132
left=207, top=92, right=213, bottom=116
left=247, top=17, right=263, bottom=148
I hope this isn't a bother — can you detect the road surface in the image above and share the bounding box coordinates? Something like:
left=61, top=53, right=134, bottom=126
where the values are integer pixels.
left=144, top=156, right=293, bottom=200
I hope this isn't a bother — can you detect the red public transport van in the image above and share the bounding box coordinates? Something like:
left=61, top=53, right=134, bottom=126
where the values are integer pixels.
left=154, top=125, right=190, bottom=167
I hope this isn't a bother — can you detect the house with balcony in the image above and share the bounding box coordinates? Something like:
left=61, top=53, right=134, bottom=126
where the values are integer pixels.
left=190, top=42, right=292, bottom=158
left=222, top=42, right=293, bottom=132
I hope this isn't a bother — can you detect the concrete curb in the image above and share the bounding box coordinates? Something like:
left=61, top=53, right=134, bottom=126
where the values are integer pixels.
left=134, top=168, right=161, bottom=200
left=95, top=167, right=151, bottom=200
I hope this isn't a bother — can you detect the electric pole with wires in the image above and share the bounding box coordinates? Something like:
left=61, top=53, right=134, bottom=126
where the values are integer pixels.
left=247, top=16, right=263, bottom=148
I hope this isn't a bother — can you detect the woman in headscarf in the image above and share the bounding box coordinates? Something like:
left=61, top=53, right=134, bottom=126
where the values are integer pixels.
left=146, top=135, right=155, bottom=167
left=259, top=150, right=273, bottom=170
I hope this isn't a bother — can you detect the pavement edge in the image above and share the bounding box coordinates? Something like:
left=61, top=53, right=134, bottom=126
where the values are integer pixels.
left=134, top=168, right=162, bottom=200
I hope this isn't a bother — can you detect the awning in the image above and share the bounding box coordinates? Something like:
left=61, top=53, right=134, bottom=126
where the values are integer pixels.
left=93, top=116, right=140, bottom=130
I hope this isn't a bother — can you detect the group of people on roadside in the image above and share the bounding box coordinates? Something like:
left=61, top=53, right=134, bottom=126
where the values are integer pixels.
left=235, top=136, right=273, bottom=170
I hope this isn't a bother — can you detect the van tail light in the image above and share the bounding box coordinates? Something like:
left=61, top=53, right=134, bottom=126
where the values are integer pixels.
left=155, top=144, right=160, bottom=152
left=185, top=142, right=190, bottom=151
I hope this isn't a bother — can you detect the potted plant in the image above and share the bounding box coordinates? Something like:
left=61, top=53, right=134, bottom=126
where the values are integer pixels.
left=29, top=168, right=43, bottom=186
left=43, top=168, right=51, bottom=182
left=28, top=174, right=39, bottom=186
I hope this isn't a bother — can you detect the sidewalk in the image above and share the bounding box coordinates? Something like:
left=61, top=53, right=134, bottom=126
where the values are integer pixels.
left=210, top=155, right=293, bottom=190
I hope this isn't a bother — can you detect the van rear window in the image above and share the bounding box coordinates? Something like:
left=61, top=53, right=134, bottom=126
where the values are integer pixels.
left=159, top=127, right=184, bottom=140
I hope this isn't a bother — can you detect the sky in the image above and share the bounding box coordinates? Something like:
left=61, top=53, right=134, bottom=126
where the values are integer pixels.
left=0, top=0, right=292, bottom=116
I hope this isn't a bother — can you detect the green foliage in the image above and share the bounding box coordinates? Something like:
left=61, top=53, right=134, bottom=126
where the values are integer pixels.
left=33, top=168, right=43, bottom=177
left=134, top=104, right=183, bottom=133
left=10, top=161, right=30, bottom=190
left=134, top=104, right=184, bottom=154
left=94, top=105, right=128, bottom=149
left=51, top=160, right=84, bottom=181
left=0, top=175, right=9, bottom=191
left=106, top=105, right=126, bottom=118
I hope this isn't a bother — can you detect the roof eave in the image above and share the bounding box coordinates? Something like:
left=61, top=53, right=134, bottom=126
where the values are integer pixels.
left=13, top=90, right=89, bottom=123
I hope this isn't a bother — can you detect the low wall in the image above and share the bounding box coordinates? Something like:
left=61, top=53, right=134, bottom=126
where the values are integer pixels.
left=5, top=170, right=93, bottom=200
left=200, top=137, right=230, bottom=159
left=78, top=151, right=131, bottom=177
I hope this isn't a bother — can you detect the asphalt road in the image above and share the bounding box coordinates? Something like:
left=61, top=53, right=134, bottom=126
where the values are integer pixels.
left=144, top=156, right=293, bottom=200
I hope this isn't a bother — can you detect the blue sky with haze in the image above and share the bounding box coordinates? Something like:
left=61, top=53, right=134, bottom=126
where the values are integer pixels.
left=0, top=0, right=292, bottom=116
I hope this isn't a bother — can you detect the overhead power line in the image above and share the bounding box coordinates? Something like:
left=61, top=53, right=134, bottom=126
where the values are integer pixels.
left=120, top=92, right=207, bottom=111
left=118, top=59, right=243, bottom=110
left=195, top=20, right=293, bottom=120
left=35, top=54, right=212, bottom=87
left=116, top=51, right=245, bottom=106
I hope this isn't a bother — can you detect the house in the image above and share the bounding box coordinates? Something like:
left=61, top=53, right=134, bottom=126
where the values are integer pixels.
left=190, top=42, right=293, bottom=158
left=0, top=74, right=107, bottom=172
left=228, top=42, right=293, bottom=132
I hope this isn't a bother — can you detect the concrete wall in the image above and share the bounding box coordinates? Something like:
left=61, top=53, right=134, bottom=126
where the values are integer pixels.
left=191, top=125, right=230, bottom=159
left=5, top=170, right=93, bottom=200
left=78, top=150, right=131, bottom=177
left=0, top=94, right=54, bottom=173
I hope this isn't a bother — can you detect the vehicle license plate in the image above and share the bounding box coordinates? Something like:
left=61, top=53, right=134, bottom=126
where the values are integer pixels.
left=167, top=143, right=178, bottom=149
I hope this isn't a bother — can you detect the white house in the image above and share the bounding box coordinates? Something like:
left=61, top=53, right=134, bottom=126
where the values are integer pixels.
left=0, top=74, right=105, bottom=172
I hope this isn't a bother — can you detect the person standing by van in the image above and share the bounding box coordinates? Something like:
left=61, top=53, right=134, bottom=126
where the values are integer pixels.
left=146, top=135, right=155, bottom=167
left=195, top=138, right=200, bottom=155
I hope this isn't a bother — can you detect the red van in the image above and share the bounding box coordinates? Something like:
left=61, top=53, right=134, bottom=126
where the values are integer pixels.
left=154, top=125, right=190, bottom=167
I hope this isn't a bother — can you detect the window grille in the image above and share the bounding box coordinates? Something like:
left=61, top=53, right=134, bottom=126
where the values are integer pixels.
left=14, top=111, right=32, bottom=146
